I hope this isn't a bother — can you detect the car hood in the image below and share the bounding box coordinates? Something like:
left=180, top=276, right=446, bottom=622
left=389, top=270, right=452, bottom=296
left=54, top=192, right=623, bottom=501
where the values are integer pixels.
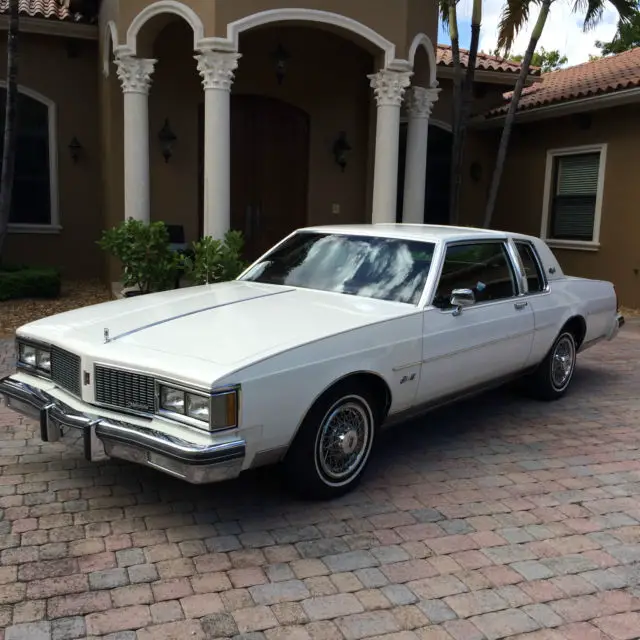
left=18, top=281, right=410, bottom=381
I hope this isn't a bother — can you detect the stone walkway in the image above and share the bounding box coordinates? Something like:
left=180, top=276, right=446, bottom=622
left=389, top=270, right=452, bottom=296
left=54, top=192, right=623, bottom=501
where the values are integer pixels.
left=1, top=328, right=640, bottom=640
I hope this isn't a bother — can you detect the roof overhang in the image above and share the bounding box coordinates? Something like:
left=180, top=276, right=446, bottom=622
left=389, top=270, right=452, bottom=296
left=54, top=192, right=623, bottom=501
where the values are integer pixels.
left=0, top=15, right=97, bottom=39
left=474, top=85, right=640, bottom=128
left=436, top=65, right=541, bottom=87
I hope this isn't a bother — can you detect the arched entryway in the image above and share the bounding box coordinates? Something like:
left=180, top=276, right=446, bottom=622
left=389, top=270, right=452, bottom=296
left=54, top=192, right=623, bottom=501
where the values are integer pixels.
left=198, top=95, right=310, bottom=259
left=396, top=122, right=452, bottom=225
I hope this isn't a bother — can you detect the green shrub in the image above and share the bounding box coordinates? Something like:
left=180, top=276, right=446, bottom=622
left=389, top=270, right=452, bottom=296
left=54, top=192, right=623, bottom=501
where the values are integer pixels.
left=0, top=266, right=61, bottom=301
left=182, top=230, right=247, bottom=286
left=98, top=219, right=180, bottom=294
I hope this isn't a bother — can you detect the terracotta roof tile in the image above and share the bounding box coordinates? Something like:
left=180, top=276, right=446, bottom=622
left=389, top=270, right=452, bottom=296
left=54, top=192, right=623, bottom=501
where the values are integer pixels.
left=488, top=46, right=640, bottom=116
left=436, top=44, right=541, bottom=76
left=0, top=0, right=88, bottom=21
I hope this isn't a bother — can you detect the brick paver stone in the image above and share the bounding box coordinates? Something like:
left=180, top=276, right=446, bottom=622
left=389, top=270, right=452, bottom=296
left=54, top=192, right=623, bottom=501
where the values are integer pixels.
left=0, top=329, right=639, bottom=639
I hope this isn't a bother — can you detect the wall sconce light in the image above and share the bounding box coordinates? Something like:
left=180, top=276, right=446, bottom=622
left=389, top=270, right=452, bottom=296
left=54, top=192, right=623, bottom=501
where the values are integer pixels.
left=158, top=118, right=177, bottom=163
left=68, top=137, right=82, bottom=163
left=271, top=43, right=290, bottom=85
left=332, top=131, right=352, bottom=172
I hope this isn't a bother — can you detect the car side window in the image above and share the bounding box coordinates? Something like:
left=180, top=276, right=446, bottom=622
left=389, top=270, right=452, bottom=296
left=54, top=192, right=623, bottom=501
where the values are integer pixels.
left=433, top=242, right=517, bottom=309
left=515, top=242, right=545, bottom=294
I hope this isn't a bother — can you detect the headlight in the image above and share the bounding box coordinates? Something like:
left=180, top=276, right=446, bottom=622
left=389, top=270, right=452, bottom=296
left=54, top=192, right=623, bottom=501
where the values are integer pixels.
left=160, top=386, right=185, bottom=414
left=158, top=383, right=238, bottom=430
left=17, top=342, right=51, bottom=374
left=36, top=350, right=51, bottom=372
left=19, top=344, right=37, bottom=367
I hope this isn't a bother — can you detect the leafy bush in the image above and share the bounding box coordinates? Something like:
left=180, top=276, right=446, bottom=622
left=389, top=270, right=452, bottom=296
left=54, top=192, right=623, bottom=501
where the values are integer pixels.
left=0, top=266, right=61, bottom=301
left=98, top=219, right=180, bottom=294
left=182, top=230, right=247, bottom=285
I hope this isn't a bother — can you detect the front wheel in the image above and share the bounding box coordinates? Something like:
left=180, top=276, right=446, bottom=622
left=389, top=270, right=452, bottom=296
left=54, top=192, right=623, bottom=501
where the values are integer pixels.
left=283, top=382, right=379, bottom=500
left=528, top=330, right=577, bottom=401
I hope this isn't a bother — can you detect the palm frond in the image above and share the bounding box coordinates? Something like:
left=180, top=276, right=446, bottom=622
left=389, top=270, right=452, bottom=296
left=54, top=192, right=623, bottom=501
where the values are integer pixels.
left=439, top=0, right=463, bottom=26
left=602, top=0, right=638, bottom=25
left=497, top=0, right=532, bottom=53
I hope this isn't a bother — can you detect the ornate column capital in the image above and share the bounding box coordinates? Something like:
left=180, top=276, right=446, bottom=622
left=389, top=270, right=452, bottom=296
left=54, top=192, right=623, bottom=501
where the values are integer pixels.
left=195, top=50, right=242, bottom=91
left=115, top=55, right=156, bottom=94
left=405, top=86, right=441, bottom=119
left=368, top=68, right=413, bottom=108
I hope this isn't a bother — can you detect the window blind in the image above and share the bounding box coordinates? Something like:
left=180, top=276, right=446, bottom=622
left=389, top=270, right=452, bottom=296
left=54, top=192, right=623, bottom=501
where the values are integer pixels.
left=551, top=152, right=600, bottom=241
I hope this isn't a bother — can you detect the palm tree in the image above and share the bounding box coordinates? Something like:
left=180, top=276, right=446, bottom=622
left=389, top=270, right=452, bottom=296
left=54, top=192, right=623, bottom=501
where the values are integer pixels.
left=440, top=0, right=463, bottom=224
left=482, top=0, right=637, bottom=229
left=0, top=0, right=19, bottom=257
left=444, top=0, right=483, bottom=225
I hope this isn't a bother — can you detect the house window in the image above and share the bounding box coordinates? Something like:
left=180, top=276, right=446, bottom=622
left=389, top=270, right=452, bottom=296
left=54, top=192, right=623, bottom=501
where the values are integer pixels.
left=0, top=87, right=55, bottom=228
left=542, top=145, right=606, bottom=246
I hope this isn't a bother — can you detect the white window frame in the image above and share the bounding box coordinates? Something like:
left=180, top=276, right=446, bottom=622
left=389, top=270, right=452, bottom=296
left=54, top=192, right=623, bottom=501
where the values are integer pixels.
left=1, top=82, right=60, bottom=234
left=540, top=143, right=607, bottom=251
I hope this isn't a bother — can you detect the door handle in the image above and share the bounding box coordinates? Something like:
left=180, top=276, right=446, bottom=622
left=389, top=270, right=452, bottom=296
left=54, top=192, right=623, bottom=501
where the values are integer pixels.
left=514, top=300, right=528, bottom=310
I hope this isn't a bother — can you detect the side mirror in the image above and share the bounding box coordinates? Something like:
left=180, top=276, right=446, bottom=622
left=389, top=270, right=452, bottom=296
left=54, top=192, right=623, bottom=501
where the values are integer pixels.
left=450, top=288, right=475, bottom=316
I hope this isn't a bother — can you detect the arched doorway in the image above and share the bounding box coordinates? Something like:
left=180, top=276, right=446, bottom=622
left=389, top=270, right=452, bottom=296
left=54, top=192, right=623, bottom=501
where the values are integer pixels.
left=198, top=95, right=310, bottom=260
left=396, top=122, right=453, bottom=225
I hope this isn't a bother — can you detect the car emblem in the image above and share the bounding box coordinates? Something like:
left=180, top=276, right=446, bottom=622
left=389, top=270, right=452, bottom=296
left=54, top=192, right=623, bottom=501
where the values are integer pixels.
left=104, top=328, right=110, bottom=343
left=127, top=402, right=150, bottom=412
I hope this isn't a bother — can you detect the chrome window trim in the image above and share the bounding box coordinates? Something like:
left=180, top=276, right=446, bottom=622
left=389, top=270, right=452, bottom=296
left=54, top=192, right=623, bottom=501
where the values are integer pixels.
left=513, top=239, right=551, bottom=296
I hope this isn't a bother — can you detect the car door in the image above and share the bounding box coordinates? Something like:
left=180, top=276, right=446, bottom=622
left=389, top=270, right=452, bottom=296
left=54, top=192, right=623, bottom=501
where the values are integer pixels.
left=417, top=239, right=535, bottom=404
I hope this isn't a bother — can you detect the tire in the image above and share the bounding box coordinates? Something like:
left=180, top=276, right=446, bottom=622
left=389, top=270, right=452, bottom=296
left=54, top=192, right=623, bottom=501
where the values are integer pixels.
left=283, top=381, right=380, bottom=500
left=528, top=330, right=577, bottom=401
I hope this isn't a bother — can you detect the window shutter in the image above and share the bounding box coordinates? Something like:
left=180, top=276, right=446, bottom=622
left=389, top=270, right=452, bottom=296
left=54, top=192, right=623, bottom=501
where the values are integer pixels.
left=551, top=152, right=600, bottom=241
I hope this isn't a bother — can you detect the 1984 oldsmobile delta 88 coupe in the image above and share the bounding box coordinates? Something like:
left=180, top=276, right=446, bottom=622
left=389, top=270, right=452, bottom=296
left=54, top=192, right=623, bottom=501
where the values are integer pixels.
left=0, top=224, right=624, bottom=498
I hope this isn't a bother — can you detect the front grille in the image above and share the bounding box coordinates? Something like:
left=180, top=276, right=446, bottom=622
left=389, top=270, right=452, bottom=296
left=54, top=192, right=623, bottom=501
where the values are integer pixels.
left=95, top=365, right=155, bottom=413
left=51, top=346, right=81, bottom=397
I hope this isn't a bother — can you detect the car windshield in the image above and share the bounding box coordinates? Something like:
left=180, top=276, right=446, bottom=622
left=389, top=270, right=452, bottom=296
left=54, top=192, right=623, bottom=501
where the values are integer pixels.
left=240, top=231, right=436, bottom=304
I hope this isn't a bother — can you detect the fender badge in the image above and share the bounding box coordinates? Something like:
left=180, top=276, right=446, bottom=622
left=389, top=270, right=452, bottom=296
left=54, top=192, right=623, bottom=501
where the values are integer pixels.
left=104, top=328, right=110, bottom=343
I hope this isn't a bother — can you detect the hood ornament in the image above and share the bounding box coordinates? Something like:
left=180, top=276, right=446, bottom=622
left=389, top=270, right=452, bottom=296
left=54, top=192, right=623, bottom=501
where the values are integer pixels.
left=104, top=328, right=110, bottom=343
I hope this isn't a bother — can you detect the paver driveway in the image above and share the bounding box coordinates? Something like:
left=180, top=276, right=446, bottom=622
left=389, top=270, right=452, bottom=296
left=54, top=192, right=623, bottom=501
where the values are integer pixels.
left=1, top=327, right=640, bottom=640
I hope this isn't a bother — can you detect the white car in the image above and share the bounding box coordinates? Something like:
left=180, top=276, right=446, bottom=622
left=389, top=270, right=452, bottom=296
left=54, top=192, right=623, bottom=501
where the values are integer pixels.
left=0, top=224, right=624, bottom=499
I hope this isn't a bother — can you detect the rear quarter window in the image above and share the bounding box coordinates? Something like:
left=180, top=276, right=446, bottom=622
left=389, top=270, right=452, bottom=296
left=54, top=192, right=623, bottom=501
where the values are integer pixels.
left=515, top=242, right=545, bottom=293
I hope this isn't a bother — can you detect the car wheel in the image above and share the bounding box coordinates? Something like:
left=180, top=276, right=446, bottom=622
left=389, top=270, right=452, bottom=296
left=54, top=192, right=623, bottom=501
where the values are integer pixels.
left=283, top=382, right=380, bottom=500
left=529, top=330, right=577, bottom=401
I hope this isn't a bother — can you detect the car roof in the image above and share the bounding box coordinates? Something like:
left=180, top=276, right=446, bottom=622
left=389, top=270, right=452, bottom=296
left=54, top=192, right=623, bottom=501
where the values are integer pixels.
left=301, top=223, right=511, bottom=243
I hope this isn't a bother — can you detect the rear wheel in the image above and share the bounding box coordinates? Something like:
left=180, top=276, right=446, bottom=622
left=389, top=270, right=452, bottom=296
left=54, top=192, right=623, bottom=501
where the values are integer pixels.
left=528, top=330, right=577, bottom=401
left=283, top=382, right=380, bottom=500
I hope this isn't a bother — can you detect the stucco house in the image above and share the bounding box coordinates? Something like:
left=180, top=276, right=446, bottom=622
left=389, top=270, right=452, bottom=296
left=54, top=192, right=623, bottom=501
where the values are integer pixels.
left=468, top=47, right=640, bottom=308
left=0, top=0, right=638, bottom=307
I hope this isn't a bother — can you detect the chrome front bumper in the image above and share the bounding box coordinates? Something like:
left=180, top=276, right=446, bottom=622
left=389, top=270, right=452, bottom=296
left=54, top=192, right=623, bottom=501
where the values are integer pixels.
left=0, top=376, right=246, bottom=484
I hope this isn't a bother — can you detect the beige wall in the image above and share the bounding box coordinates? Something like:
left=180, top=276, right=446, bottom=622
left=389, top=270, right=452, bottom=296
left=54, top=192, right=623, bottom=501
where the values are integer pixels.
left=486, top=104, right=640, bottom=308
left=145, top=20, right=374, bottom=239
left=113, top=0, right=437, bottom=65
left=1, top=34, right=102, bottom=278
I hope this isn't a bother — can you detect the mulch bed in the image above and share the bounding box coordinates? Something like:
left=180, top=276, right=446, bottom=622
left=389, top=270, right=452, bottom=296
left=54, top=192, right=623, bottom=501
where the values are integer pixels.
left=0, top=280, right=111, bottom=339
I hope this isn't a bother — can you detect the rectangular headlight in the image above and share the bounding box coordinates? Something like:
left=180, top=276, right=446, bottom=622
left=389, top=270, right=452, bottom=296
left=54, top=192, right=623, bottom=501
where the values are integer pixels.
left=158, top=383, right=237, bottom=431
left=17, top=341, right=51, bottom=374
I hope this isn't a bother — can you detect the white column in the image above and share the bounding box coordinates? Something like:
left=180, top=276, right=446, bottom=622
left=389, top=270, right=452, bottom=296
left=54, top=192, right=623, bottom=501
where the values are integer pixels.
left=368, top=68, right=412, bottom=225
left=115, top=55, right=156, bottom=223
left=195, top=49, right=241, bottom=239
left=402, top=86, right=440, bottom=224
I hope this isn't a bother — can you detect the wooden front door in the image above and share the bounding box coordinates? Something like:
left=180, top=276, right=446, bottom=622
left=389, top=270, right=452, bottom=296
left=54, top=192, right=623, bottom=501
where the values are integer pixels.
left=198, top=95, right=310, bottom=261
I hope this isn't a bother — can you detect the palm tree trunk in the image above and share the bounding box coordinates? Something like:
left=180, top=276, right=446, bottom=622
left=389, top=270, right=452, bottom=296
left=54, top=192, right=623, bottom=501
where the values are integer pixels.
left=447, top=0, right=464, bottom=224
left=0, top=0, right=20, bottom=258
left=450, top=0, right=482, bottom=225
left=482, top=0, right=551, bottom=228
